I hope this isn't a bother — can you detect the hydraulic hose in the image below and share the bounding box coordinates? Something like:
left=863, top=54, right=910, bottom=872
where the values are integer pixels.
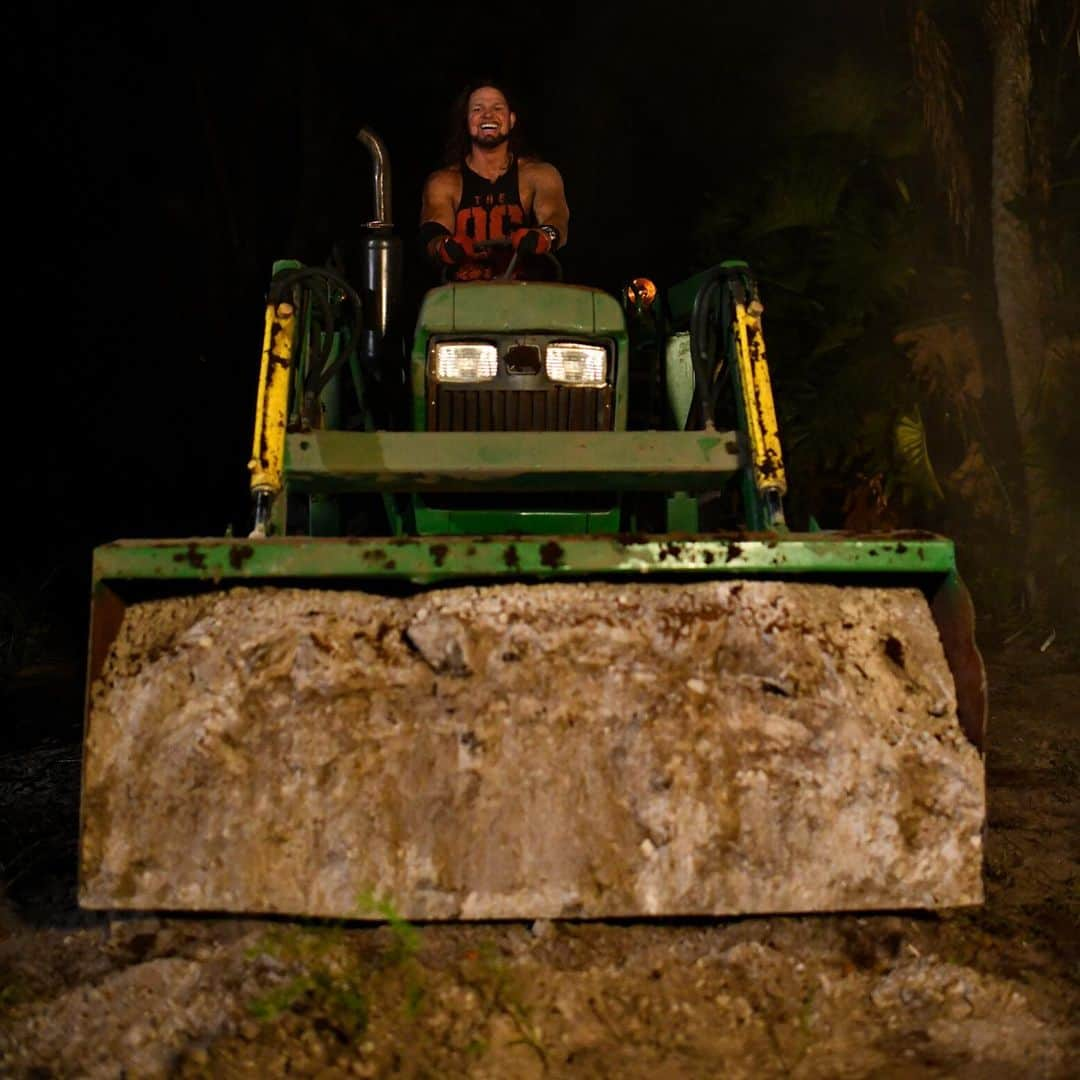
left=269, top=266, right=365, bottom=396
left=689, top=266, right=740, bottom=426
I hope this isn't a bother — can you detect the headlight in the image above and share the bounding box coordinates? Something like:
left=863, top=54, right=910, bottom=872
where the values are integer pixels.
left=434, top=342, right=498, bottom=382
left=545, top=343, right=607, bottom=386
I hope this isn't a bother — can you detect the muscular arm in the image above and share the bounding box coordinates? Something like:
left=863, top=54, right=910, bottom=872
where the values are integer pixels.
left=419, top=169, right=461, bottom=256
left=527, top=163, right=569, bottom=248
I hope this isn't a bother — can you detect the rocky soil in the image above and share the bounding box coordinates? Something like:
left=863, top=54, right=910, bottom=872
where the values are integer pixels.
left=0, top=639, right=1076, bottom=1077
left=82, top=583, right=983, bottom=918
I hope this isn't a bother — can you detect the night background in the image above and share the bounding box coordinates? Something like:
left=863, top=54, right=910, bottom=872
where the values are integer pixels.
left=1, top=3, right=1079, bottom=1071
left=6, top=2, right=1079, bottom=658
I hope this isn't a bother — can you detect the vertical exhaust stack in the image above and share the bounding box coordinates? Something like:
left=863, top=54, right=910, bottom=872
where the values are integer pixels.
left=356, top=128, right=402, bottom=408
left=357, top=126, right=392, bottom=228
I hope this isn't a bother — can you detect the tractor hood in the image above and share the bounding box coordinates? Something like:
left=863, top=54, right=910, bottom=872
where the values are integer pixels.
left=416, top=281, right=626, bottom=335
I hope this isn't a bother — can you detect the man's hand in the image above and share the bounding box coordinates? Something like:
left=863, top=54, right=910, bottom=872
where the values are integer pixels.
left=434, top=232, right=480, bottom=266
left=511, top=226, right=557, bottom=256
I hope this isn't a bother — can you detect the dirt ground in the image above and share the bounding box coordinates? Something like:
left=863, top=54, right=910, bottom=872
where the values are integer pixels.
left=0, top=640, right=1076, bottom=1078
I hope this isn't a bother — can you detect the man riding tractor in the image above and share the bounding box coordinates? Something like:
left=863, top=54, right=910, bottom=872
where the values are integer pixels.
left=419, top=79, right=569, bottom=282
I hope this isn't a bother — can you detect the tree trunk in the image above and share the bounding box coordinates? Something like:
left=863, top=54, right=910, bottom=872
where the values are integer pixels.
left=983, top=0, right=1056, bottom=611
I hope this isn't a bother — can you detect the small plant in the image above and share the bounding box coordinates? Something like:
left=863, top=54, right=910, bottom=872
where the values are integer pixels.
left=356, top=890, right=426, bottom=1018
left=244, top=894, right=427, bottom=1045
left=248, top=968, right=368, bottom=1037
left=246, top=922, right=367, bottom=1040
left=247, top=974, right=317, bottom=1022
left=463, top=939, right=548, bottom=1069
left=356, top=891, right=422, bottom=963
left=245, top=922, right=344, bottom=964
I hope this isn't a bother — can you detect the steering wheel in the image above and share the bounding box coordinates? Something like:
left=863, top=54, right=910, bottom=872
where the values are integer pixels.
left=441, top=237, right=563, bottom=283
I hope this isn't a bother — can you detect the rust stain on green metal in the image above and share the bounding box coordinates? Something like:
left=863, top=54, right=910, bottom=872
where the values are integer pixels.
left=171, top=543, right=207, bottom=569
left=228, top=545, right=255, bottom=570
left=93, top=533, right=958, bottom=587
left=539, top=541, right=565, bottom=568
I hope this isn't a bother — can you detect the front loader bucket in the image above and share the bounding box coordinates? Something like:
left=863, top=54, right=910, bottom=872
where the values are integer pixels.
left=80, top=534, right=985, bottom=919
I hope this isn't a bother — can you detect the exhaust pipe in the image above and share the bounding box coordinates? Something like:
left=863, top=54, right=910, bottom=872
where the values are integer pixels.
left=354, top=129, right=402, bottom=416
left=356, top=127, right=392, bottom=227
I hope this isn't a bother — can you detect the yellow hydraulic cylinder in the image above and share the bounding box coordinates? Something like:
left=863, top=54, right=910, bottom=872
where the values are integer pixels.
left=248, top=301, right=296, bottom=535
left=732, top=295, right=787, bottom=521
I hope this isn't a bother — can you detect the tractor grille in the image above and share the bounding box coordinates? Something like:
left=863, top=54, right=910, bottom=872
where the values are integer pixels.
left=432, top=387, right=614, bottom=432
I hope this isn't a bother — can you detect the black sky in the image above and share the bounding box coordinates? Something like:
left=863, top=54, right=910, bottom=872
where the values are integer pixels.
left=6, top=2, right=911, bottom=613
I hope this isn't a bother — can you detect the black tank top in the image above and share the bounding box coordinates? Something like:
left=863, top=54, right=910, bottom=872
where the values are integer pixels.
left=454, top=156, right=536, bottom=242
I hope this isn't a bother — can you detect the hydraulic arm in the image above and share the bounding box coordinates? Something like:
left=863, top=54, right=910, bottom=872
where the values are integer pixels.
left=248, top=300, right=296, bottom=537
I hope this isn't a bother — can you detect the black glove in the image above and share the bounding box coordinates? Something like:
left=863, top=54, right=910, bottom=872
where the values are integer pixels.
left=511, top=225, right=558, bottom=256
left=420, top=221, right=479, bottom=267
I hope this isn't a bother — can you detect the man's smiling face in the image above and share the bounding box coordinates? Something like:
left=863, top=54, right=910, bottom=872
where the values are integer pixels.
left=467, top=87, right=515, bottom=150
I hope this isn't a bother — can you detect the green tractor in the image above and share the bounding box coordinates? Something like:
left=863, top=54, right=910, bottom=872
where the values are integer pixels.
left=79, top=131, right=985, bottom=920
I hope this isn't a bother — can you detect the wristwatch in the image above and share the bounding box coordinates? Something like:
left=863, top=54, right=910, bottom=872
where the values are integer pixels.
left=539, top=224, right=560, bottom=249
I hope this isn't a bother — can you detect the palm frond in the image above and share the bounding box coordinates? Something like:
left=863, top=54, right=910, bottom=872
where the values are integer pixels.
left=742, top=148, right=854, bottom=239
left=894, top=405, right=944, bottom=503
left=909, top=4, right=974, bottom=248
left=894, top=317, right=983, bottom=410
left=788, top=55, right=899, bottom=140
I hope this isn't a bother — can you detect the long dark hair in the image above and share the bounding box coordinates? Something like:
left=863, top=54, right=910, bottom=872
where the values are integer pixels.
left=440, top=77, right=534, bottom=168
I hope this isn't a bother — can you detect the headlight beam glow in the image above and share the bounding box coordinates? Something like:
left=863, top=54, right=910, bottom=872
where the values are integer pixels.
left=434, top=342, right=499, bottom=382
left=545, top=343, right=607, bottom=386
